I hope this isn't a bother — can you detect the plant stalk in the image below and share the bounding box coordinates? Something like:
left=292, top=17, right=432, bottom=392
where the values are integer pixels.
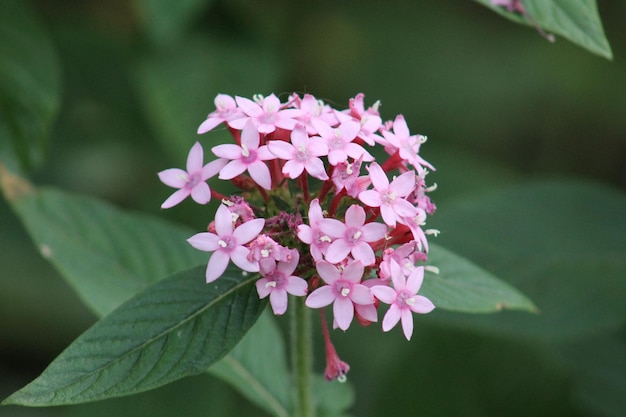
left=291, top=295, right=314, bottom=417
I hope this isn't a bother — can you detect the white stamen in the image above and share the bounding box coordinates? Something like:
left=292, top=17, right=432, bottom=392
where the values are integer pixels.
left=319, top=235, right=332, bottom=243
left=253, top=94, right=264, bottom=104
left=261, top=249, right=270, bottom=258
left=406, top=297, right=416, bottom=306
left=218, top=240, right=227, bottom=248
left=353, top=231, right=362, bottom=240
left=340, top=288, right=350, bottom=297
left=265, top=281, right=277, bottom=288
left=231, top=213, right=239, bottom=223
left=345, top=163, right=353, bottom=175
left=372, top=100, right=381, bottom=112
left=241, top=144, right=250, bottom=158
left=425, top=265, right=440, bottom=275
left=337, top=374, right=347, bottom=383
left=419, top=135, right=428, bottom=144
left=222, top=199, right=234, bottom=206
left=426, top=183, right=438, bottom=192
left=425, top=229, right=440, bottom=237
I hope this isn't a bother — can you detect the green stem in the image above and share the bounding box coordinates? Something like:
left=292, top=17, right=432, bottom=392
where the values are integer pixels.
left=291, top=296, right=314, bottom=417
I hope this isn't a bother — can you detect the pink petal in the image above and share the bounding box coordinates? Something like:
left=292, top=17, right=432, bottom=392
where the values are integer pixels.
left=333, top=297, right=354, bottom=331
left=346, top=142, right=374, bottom=161
left=190, top=182, right=211, bottom=204
left=161, top=188, right=190, bottom=209
left=212, top=144, right=242, bottom=160
left=338, top=120, right=360, bottom=141
left=318, top=218, right=345, bottom=238
left=351, top=242, right=376, bottom=266
left=289, top=124, right=309, bottom=148
left=409, top=295, right=435, bottom=314
left=371, top=285, right=396, bottom=304
left=257, top=145, right=277, bottom=161
left=358, top=190, right=382, bottom=208
left=324, top=239, right=352, bottom=264
left=305, top=286, right=336, bottom=308
left=231, top=246, right=258, bottom=272
left=308, top=199, right=324, bottom=223
left=268, top=140, right=295, bottom=159
left=390, top=171, right=416, bottom=197
left=247, top=160, right=272, bottom=190
left=311, top=118, right=334, bottom=138
left=360, top=222, right=387, bottom=241
left=390, top=262, right=407, bottom=291
left=315, top=261, right=340, bottom=284
left=198, top=117, right=223, bottom=134
left=355, top=303, right=378, bottom=323
left=206, top=251, right=230, bottom=283
left=214, top=93, right=236, bottom=109
left=392, top=115, right=410, bottom=138
left=297, top=225, right=313, bottom=244
left=241, top=120, right=261, bottom=150
left=202, top=158, right=227, bottom=180
left=406, top=267, right=425, bottom=293
left=285, top=276, right=308, bottom=296
left=350, top=284, right=373, bottom=305
left=342, top=260, right=364, bottom=283
left=401, top=309, right=414, bottom=340
left=304, top=158, right=328, bottom=180
left=382, top=304, right=401, bottom=332
left=256, top=278, right=271, bottom=298
left=236, top=96, right=262, bottom=117
left=393, top=198, right=418, bottom=218
left=186, top=142, right=204, bottom=172
left=270, top=289, right=288, bottom=315
left=367, top=162, right=389, bottom=191
left=214, top=204, right=234, bottom=236
left=232, top=218, right=265, bottom=244
left=380, top=204, right=397, bottom=226
left=344, top=205, right=365, bottom=228
left=219, top=159, right=247, bottom=180
left=277, top=251, right=299, bottom=275
left=187, top=232, right=219, bottom=252
left=283, top=160, right=305, bottom=179
left=328, top=149, right=347, bottom=166
left=308, top=140, right=329, bottom=157
left=158, top=168, right=187, bottom=188
left=262, top=94, right=281, bottom=112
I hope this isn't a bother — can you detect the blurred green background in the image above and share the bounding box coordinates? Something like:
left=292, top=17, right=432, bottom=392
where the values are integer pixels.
left=1, top=0, right=625, bottom=416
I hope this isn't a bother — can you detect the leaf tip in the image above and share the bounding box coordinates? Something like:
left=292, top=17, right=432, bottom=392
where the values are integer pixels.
left=0, top=164, right=35, bottom=202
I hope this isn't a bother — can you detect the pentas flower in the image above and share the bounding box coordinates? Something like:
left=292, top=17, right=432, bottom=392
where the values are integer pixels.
left=162, top=91, right=440, bottom=379
left=305, top=260, right=374, bottom=331
left=187, top=204, right=264, bottom=283
left=158, top=142, right=226, bottom=208
left=371, top=260, right=435, bottom=340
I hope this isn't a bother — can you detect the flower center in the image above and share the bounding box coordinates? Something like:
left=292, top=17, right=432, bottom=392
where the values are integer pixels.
left=382, top=190, right=396, bottom=204
left=217, top=236, right=237, bottom=252
left=345, top=227, right=362, bottom=244
left=396, top=290, right=415, bottom=308
left=241, top=146, right=258, bottom=164
left=334, top=280, right=352, bottom=298
left=295, top=145, right=311, bottom=161
left=185, top=172, right=201, bottom=189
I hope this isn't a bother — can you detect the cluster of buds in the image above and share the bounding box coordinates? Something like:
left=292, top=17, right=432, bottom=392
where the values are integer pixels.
left=159, top=92, right=438, bottom=379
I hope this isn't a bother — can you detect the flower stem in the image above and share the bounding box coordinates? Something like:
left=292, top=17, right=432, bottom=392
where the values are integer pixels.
left=291, top=296, right=314, bottom=417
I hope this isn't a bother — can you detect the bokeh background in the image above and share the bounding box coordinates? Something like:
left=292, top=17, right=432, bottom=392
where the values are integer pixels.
left=1, top=1, right=625, bottom=416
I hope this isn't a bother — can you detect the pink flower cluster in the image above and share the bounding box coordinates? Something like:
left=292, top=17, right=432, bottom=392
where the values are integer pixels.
left=159, top=92, right=437, bottom=344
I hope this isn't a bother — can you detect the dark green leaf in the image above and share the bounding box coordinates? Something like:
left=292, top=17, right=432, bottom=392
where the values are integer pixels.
left=2, top=265, right=266, bottom=406
left=133, top=0, right=215, bottom=45
left=0, top=168, right=206, bottom=317
left=476, top=0, right=613, bottom=59
left=0, top=0, right=61, bottom=172
left=313, top=376, right=355, bottom=417
left=422, top=243, right=537, bottom=313
left=210, top=311, right=291, bottom=417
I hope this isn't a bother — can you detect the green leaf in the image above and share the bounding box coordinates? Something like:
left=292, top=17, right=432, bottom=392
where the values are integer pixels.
left=476, top=0, right=613, bottom=59
left=0, top=0, right=61, bottom=173
left=421, top=243, right=537, bottom=313
left=313, top=376, right=355, bottom=417
left=2, top=265, right=266, bottom=406
left=133, top=0, right=215, bottom=45
left=133, top=35, right=280, bottom=160
left=0, top=168, right=206, bottom=317
left=209, top=311, right=292, bottom=417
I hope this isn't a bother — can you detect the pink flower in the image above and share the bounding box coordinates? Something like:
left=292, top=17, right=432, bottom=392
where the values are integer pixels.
left=314, top=119, right=374, bottom=166
left=212, top=120, right=276, bottom=190
left=297, top=199, right=333, bottom=261
left=158, top=142, right=226, bottom=209
left=305, top=260, right=374, bottom=331
left=382, top=115, right=434, bottom=172
left=358, top=162, right=418, bottom=227
left=318, top=204, right=387, bottom=266
left=371, top=261, right=435, bottom=340
left=228, top=94, right=302, bottom=134
left=255, top=251, right=308, bottom=315
left=197, top=94, right=244, bottom=134
left=292, top=93, right=338, bottom=135
left=268, top=125, right=329, bottom=180
left=187, top=204, right=265, bottom=283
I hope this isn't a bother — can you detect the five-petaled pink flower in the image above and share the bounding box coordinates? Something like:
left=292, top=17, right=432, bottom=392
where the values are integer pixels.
left=268, top=125, right=329, bottom=180
left=318, top=204, right=387, bottom=266
left=297, top=199, right=333, bottom=261
left=197, top=94, right=244, bottom=134
left=382, top=115, right=434, bottom=172
left=371, top=260, right=435, bottom=340
left=358, top=162, right=417, bottom=227
left=305, top=260, right=374, bottom=331
left=212, top=120, right=276, bottom=190
left=314, top=119, right=374, bottom=166
left=228, top=94, right=302, bottom=134
left=256, top=251, right=308, bottom=315
left=187, top=204, right=264, bottom=283
left=158, top=142, right=226, bottom=209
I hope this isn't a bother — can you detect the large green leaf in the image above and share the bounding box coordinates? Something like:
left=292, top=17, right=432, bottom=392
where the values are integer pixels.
left=0, top=0, right=61, bottom=173
left=2, top=265, right=266, bottom=406
left=210, top=311, right=291, bottom=417
left=476, top=0, right=613, bottom=59
left=422, top=243, right=536, bottom=313
left=0, top=167, right=206, bottom=317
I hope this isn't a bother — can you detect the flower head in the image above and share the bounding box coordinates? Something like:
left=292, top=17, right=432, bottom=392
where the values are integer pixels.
left=256, top=251, right=308, bottom=315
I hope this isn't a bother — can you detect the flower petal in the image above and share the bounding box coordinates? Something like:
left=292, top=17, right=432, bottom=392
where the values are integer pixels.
left=269, top=289, right=288, bottom=315
left=285, top=276, right=308, bottom=296
left=351, top=242, right=376, bottom=266
left=186, top=142, right=204, bottom=172
left=202, top=158, right=228, bottom=180
left=371, top=285, right=396, bottom=304
left=206, top=251, right=229, bottom=283
left=342, top=260, right=365, bottom=283
left=344, top=204, right=365, bottom=228
left=304, top=157, right=328, bottom=180
left=158, top=168, right=188, bottom=188
left=212, top=144, right=242, bottom=160
left=190, top=182, right=211, bottom=205
left=241, top=120, right=261, bottom=149
left=214, top=204, right=234, bottom=236
left=268, top=140, right=295, bottom=160
left=187, top=232, right=219, bottom=252
left=315, top=261, right=340, bottom=284
left=232, top=218, right=265, bottom=244
left=350, top=284, right=373, bottom=305
left=367, top=162, right=389, bottom=191
left=305, top=286, right=335, bottom=308
left=390, top=171, right=416, bottom=197
left=256, top=278, right=271, bottom=298
left=324, top=239, right=352, bottom=264
left=231, top=246, right=258, bottom=272
left=400, top=309, right=414, bottom=340
left=409, top=295, right=435, bottom=314
left=360, top=222, right=387, bottom=241
left=247, top=160, right=272, bottom=190
left=161, top=188, right=190, bottom=209
left=333, top=297, right=354, bottom=331
left=219, top=159, right=247, bottom=180
left=358, top=190, right=382, bottom=208
left=382, top=304, right=401, bottom=332
left=406, top=267, right=425, bottom=294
